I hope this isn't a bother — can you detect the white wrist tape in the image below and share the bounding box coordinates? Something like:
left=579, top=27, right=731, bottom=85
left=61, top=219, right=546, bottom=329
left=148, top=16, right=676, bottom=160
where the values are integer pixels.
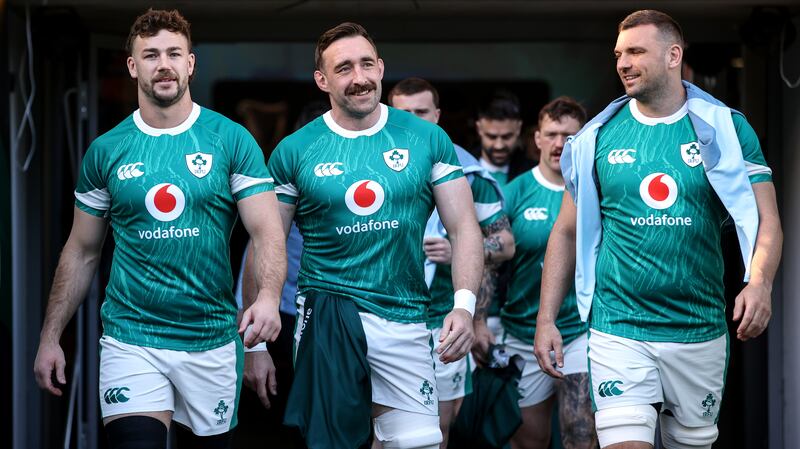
left=243, top=324, right=268, bottom=353
left=453, top=289, right=476, bottom=318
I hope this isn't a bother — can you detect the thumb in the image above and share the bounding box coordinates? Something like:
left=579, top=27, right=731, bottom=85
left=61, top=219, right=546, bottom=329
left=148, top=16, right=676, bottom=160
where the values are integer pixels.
left=238, top=308, right=252, bottom=334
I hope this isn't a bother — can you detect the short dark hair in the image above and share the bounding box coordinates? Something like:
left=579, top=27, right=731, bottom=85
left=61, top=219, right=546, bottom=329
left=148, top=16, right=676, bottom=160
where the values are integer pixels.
left=387, top=77, right=440, bottom=108
left=315, top=22, right=377, bottom=70
left=477, top=91, right=521, bottom=121
left=538, top=96, right=587, bottom=127
left=126, top=9, right=192, bottom=55
left=619, top=9, right=685, bottom=48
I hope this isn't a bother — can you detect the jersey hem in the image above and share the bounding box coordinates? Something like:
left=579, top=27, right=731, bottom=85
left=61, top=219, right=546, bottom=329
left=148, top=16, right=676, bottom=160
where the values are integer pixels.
left=588, top=323, right=727, bottom=344
left=234, top=183, right=274, bottom=202
left=102, top=329, right=239, bottom=352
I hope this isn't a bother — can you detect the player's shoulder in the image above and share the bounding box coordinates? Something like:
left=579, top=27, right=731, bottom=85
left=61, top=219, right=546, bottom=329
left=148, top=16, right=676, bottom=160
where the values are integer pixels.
left=195, top=106, right=249, bottom=137
left=275, top=115, right=328, bottom=154
left=88, top=114, right=137, bottom=156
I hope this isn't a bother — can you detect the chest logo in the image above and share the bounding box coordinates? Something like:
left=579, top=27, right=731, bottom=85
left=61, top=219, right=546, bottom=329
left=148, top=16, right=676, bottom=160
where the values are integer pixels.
left=145, top=183, right=186, bottom=221
left=383, top=148, right=409, bottom=172
left=607, top=149, right=637, bottom=165
left=639, top=173, right=678, bottom=210
left=117, top=162, right=144, bottom=180
left=344, top=180, right=385, bottom=216
left=524, top=207, right=549, bottom=221
left=681, top=142, right=702, bottom=167
left=314, top=162, right=344, bottom=177
left=186, top=152, right=213, bottom=178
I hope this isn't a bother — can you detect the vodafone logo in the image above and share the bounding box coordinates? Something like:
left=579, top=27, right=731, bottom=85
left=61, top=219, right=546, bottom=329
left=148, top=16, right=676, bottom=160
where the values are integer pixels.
left=344, top=180, right=385, bottom=216
left=639, top=173, right=677, bottom=210
left=145, top=183, right=186, bottom=221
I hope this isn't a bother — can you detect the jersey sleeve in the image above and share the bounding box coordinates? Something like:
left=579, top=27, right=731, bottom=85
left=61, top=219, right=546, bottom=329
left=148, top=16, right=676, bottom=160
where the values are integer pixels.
left=267, top=138, right=299, bottom=205
left=229, top=124, right=274, bottom=201
left=470, top=176, right=504, bottom=227
left=732, top=112, right=772, bottom=184
left=429, top=127, right=464, bottom=186
left=501, top=182, right=519, bottom=224
left=74, top=142, right=110, bottom=217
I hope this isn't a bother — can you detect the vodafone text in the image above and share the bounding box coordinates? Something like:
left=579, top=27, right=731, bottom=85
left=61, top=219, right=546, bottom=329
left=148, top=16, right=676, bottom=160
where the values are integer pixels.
left=137, top=226, right=201, bottom=240
left=629, top=214, right=693, bottom=227
left=335, top=219, right=400, bottom=235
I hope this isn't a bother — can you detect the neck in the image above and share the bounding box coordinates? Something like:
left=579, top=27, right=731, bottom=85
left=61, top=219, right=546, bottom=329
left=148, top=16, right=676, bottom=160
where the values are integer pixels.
left=137, top=92, right=194, bottom=129
left=538, top=163, right=564, bottom=186
left=330, top=104, right=382, bottom=131
left=634, top=78, right=686, bottom=118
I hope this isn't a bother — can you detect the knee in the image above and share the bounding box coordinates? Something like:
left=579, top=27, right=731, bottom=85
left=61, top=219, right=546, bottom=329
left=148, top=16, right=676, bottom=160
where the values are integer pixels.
left=594, top=405, right=657, bottom=448
left=660, top=414, right=718, bottom=449
left=374, top=410, right=443, bottom=449
left=105, top=416, right=168, bottom=449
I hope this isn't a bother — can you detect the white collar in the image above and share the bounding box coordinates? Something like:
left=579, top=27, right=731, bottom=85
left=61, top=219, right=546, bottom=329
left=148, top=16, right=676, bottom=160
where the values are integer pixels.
left=479, top=158, right=509, bottom=174
left=133, top=103, right=201, bottom=136
left=629, top=99, right=688, bottom=126
left=532, top=165, right=564, bottom=192
left=323, top=103, right=388, bottom=138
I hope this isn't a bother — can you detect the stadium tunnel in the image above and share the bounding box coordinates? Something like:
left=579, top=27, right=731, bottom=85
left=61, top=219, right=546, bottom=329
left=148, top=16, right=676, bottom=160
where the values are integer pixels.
left=2, top=1, right=800, bottom=448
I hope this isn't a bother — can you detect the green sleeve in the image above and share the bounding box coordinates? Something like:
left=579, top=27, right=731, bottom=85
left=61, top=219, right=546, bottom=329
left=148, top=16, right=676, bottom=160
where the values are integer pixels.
left=267, top=138, right=299, bottom=205
left=430, top=127, right=464, bottom=186
left=74, top=141, right=110, bottom=217
left=471, top=176, right=503, bottom=227
left=732, top=112, right=772, bottom=184
left=229, top=123, right=274, bottom=201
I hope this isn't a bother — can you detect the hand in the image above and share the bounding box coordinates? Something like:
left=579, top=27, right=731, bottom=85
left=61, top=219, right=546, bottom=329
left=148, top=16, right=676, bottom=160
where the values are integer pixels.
left=423, top=237, right=452, bottom=264
left=437, top=309, right=475, bottom=363
left=34, top=341, right=67, bottom=396
left=239, top=295, right=281, bottom=348
left=471, top=320, right=495, bottom=367
left=244, top=351, right=278, bottom=409
left=732, top=282, right=772, bottom=341
left=533, top=321, right=564, bottom=379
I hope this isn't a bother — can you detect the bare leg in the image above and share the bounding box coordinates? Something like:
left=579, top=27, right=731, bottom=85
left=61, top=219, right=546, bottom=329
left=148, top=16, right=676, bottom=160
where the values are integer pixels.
left=557, top=373, right=598, bottom=449
left=510, top=395, right=555, bottom=449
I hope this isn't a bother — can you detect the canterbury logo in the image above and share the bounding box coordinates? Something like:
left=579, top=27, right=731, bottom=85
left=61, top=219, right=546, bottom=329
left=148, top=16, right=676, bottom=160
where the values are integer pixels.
left=597, top=380, right=624, bottom=397
left=524, top=207, right=548, bottom=221
left=104, top=387, right=131, bottom=404
left=117, top=162, right=144, bottom=180
left=607, top=149, right=637, bottom=165
left=314, top=162, right=344, bottom=177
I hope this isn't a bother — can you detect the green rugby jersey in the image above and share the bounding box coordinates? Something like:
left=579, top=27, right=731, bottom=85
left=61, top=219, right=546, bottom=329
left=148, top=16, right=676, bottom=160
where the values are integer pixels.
left=426, top=175, right=504, bottom=329
left=592, top=100, right=771, bottom=342
left=75, top=103, right=273, bottom=351
left=500, top=167, right=585, bottom=343
left=268, top=104, right=464, bottom=323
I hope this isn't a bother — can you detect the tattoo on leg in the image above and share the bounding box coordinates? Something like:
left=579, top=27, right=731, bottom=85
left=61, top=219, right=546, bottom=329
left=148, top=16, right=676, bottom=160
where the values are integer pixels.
left=557, top=373, right=598, bottom=449
left=475, top=266, right=498, bottom=321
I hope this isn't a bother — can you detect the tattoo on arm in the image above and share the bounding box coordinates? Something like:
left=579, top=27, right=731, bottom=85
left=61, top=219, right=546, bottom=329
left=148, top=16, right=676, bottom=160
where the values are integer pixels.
left=482, top=216, right=511, bottom=264
left=557, top=373, right=598, bottom=449
left=475, top=265, right=498, bottom=322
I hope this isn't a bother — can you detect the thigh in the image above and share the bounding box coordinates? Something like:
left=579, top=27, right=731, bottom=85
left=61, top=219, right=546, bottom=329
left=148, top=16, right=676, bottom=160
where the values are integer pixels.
left=361, top=312, right=439, bottom=415
left=503, top=330, right=555, bottom=407
left=588, top=330, right=661, bottom=412
left=512, top=396, right=555, bottom=449
left=658, top=334, right=728, bottom=426
left=556, top=373, right=597, bottom=449
left=170, top=339, right=242, bottom=437
left=99, top=336, right=174, bottom=421
left=431, top=326, right=472, bottom=402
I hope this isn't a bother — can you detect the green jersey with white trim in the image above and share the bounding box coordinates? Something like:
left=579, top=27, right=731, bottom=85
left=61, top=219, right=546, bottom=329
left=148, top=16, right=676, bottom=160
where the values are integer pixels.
left=426, top=175, right=505, bottom=328
left=500, top=166, right=585, bottom=343
left=75, top=103, right=273, bottom=351
left=592, top=100, right=771, bottom=343
left=269, top=105, right=464, bottom=323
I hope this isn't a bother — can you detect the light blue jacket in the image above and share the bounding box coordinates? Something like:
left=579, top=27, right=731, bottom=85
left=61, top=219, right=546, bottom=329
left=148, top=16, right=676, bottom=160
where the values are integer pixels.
left=562, top=81, right=768, bottom=321
left=424, top=144, right=504, bottom=287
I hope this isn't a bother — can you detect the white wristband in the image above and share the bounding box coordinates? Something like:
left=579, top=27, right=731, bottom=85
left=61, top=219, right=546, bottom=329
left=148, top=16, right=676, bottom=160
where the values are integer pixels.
left=243, top=324, right=268, bottom=353
left=453, top=289, right=476, bottom=318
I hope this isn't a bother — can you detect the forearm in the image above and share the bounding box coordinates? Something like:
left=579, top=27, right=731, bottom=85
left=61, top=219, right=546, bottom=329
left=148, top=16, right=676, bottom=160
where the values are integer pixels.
left=250, top=235, right=287, bottom=306
left=40, top=244, right=101, bottom=344
left=538, top=226, right=576, bottom=325
left=483, top=216, right=514, bottom=264
left=748, top=214, right=782, bottom=288
left=474, top=264, right=498, bottom=323
left=449, top=221, right=484, bottom=296
left=241, top=242, right=258, bottom=309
